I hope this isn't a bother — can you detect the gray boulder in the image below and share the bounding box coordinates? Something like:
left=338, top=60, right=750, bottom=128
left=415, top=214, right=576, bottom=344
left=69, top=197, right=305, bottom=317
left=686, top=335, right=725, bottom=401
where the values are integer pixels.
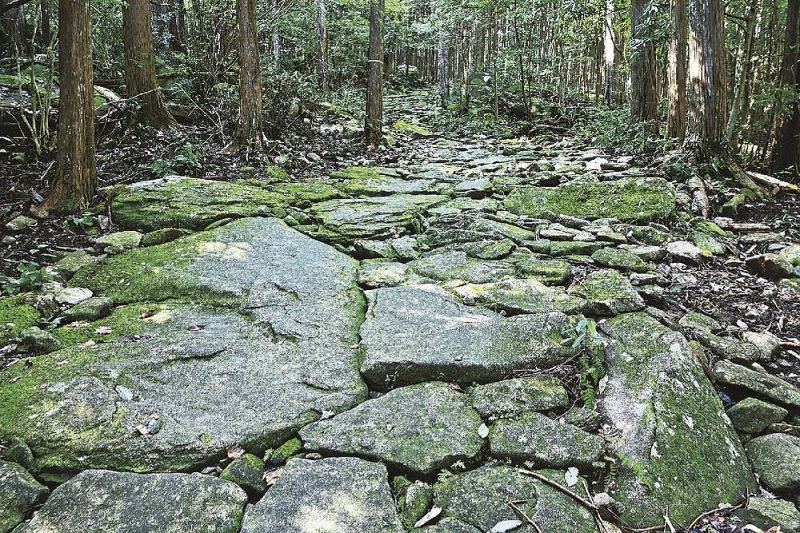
left=727, top=398, right=788, bottom=434
left=0, top=219, right=367, bottom=477
left=489, top=412, right=604, bottom=468
left=359, top=285, right=577, bottom=389
left=454, top=278, right=588, bottom=315
left=714, top=360, right=800, bottom=408
left=0, top=461, right=48, bottom=533
left=433, top=465, right=598, bottom=532
left=23, top=470, right=246, bottom=533
left=467, top=376, right=569, bottom=418
left=568, top=269, right=645, bottom=316
left=599, top=313, right=756, bottom=529
left=300, top=382, right=483, bottom=474
left=746, top=433, right=800, bottom=494
left=241, top=457, right=403, bottom=533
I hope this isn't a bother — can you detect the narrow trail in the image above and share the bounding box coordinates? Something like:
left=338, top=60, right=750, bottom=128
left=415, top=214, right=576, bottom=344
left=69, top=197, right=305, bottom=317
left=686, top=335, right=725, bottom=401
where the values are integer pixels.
left=2, top=90, right=800, bottom=533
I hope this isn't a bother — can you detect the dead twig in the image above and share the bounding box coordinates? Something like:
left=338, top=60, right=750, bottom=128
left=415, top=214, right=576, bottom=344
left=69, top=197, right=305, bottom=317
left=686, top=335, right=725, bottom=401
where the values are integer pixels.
left=507, top=500, right=542, bottom=533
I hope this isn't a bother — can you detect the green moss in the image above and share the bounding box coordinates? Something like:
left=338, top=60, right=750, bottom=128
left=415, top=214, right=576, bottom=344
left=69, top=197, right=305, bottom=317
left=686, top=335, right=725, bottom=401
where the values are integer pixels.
left=394, top=119, right=433, bottom=137
left=0, top=295, right=41, bottom=345
left=272, top=180, right=342, bottom=205
left=270, top=437, right=302, bottom=465
left=504, top=177, right=676, bottom=222
left=68, top=231, right=241, bottom=306
left=54, top=303, right=174, bottom=347
left=690, top=218, right=733, bottom=237
left=112, top=178, right=291, bottom=232
left=330, top=166, right=396, bottom=181
left=263, top=165, right=290, bottom=182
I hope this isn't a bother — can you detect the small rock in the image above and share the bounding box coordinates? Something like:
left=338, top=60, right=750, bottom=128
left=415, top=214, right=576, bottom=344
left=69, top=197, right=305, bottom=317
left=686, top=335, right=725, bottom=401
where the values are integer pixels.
left=591, top=247, right=650, bottom=273
left=96, top=231, right=144, bottom=255
left=746, top=253, right=795, bottom=279
left=397, top=480, right=433, bottom=529
left=741, top=331, right=782, bottom=361
left=61, top=297, right=114, bottom=323
left=666, top=241, right=705, bottom=264
left=55, top=251, right=99, bottom=278
left=714, top=360, right=800, bottom=408
left=54, top=287, right=93, bottom=305
left=746, top=433, right=800, bottom=494
left=564, top=407, right=603, bottom=432
left=267, top=438, right=302, bottom=466
left=467, top=376, right=569, bottom=418
left=727, top=398, right=788, bottom=434
left=5, top=215, right=38, bottom=232
left=241, top=457, right=403, bottom=532
left=141, top=228, right=192, bottom=247
left=732, top=497, right=800, bottom=533
left=20, top=327, right=62, bottom=354
left=778, top=243, right=800, bottom=266
left=568, top=269, right=646, bottom=316
left=220, top=453, right=267, bottom=496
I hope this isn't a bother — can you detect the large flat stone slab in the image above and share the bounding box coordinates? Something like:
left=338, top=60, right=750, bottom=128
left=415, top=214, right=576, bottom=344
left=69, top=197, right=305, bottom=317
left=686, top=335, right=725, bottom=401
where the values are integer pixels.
left=241, top=457, right=403, bottom=533
left=309, top=194, right=448, bottom=243
left=112, top=177, right=290, bottom=231
left=433, top=465, right=598, bottom=532
left=454, top=278, right=588, bottom=315
left=0, top=219, right=367, bottom=477
left=504, top=177, right=676, bottom=222
left=599, top=313, right=756, bottom=529
left=23, top=470, right=247, bottom=533
left=300, top=382, right=483, bottom=474
left=359, top=285, right=577, bottom=390
left=489, top=412, right=605, bottom=468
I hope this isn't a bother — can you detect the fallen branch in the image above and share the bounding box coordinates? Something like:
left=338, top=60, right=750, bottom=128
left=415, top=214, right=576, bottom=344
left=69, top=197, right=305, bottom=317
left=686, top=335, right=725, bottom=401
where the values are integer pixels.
left=748, top=171, right=800, bottom=193
left=507, top=500, right=542, bottom=533
left=688, top=175, right=711, bottom=219
left=517, top=468, right=597, bottom=511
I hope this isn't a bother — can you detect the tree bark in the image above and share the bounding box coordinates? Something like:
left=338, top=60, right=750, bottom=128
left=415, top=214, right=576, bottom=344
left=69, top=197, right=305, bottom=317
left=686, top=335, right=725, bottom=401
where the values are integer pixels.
left=437, top=12, right=449, bottom=108
left=603, top=0, right=616, bottom=105
left=630, top=0, right=658, bottom=130
left=123, top=0, right=176, bottom=129
left=318, top=0, right=328, bottom=92
left=271, top=0, right=280, bottom=64
left=39, top=0, right=50, bottom=45
left=42, top=0, right=96, bottom=213
left=666, top=0, right=687, bottom=141
left=726, top=2, right=757, bottom=149
left=365, top=0, right=384, bottom=147
left=236, top=0, right=263, bottom=148
left=772, top=0, right=800, bottom=171
left=685, top=0, right=728, bottom=152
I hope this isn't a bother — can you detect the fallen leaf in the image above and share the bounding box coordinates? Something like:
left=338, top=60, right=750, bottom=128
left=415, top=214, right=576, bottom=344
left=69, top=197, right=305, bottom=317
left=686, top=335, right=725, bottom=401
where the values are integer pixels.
left=187, top=324, right=206, bottom=332
left=94, top=326, right=113, bottom=335
left=263, top=467, right=282, bottom=486
left=490, top=520, right=523, bottom=533
left=140, top=310, right=155, bottom=319
left=227, top=443, right=245, bottom=459
left=565, top=466, right=579, bottom=487
left=413, top=507, right=442, bottom=528
left=478, top=423, right=490, bottom=439
left=135, top=424, right=149, bottom=435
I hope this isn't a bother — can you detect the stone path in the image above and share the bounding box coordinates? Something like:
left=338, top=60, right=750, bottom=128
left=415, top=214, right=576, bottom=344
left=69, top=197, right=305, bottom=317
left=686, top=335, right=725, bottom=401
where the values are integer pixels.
left=2, top=91, right=800, bottom=532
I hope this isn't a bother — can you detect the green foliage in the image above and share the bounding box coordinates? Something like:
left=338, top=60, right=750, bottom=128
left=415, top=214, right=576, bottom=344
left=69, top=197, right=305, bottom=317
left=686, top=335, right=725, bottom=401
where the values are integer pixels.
left=63, top=214, right=98, bottom=235
left=149, top=142, right=204, bottom=178
left=562, top=318, right=605, bottom=409
left=1, top=261, right=55, bottom=296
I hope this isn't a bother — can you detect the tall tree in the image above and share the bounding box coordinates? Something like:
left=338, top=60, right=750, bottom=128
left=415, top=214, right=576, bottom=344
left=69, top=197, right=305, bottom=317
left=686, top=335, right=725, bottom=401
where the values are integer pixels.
left=630, top=0, right=658, bottom=130
left=603, top=0, right=617, bottom=106
left=123, top=0, right=176, bottom=128
left=685, top=0, right=728, bottom=152
left=772, top=0, right=800, bottom=171
left=318, top=0, right=328, bottom=92
left=666, top=0, right=687, bottom=141
left=365, top=0, right=384, bottom=147
left=436, top=3, right=449, bottom=108
left=41, top=0, right=96, bottom=213
left=39, top=0, right=51, bottom=46
left=236, top=0, right=263, bottom=148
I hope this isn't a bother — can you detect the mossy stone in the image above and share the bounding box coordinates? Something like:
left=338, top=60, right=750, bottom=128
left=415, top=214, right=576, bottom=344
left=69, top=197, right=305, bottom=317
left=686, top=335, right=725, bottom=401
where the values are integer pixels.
left=20, top=326, right=62, bottom=354
left=504, top=177, right=676, bottom=222
left=141, top=228, right=193, bottom=247
left=95, top=231, right=143, bottom=254
left=220, top=453, right=267, bottom=495
left=746, top=433, right=800, bottom=494
left=591, top=247, right=650, bottom=272
left=600, top=313, right=756, bottom=529
left=454, top=278, right=588, bottom=315
left=0, top=295, right=41, bottom=346
left=398, top=481, right=433, bottom=529
left=549, top=240, right=603, bottom=257
left=514, top=257, right=572, bottom=285
left=395, top=119, right=433, bottom=137
left=0, top=460, right=49, bottom=533
left=727, top=398, right=788, bottom=434
left=112, top=177, right=290, bottom=231
left=61, top=296, right=114, bottom=323
left=467, top=376, right=568, bottom=418
left=568, top=269, right=645, bottom=316
left=269, top=438, right=302, bottom=466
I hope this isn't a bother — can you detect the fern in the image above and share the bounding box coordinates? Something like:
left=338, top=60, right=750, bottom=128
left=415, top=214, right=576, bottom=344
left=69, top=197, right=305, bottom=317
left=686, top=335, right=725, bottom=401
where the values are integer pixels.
left=603, top=457, right=618, bottom=491
left=618, top=451, right=655, bottom=492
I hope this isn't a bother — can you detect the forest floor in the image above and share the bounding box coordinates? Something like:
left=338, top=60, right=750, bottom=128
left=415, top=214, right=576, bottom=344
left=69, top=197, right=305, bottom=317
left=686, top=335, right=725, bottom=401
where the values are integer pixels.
left=1, top=89, right=800, bottom=533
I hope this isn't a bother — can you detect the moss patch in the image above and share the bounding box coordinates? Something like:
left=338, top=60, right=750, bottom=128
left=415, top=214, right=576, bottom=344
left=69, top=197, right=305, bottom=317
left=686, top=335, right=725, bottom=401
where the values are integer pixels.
left=394, top=119, right=433, bottom=137
left=111, top=177, right=291, bottom=232
left=504, top=177, right=676, bottom=222
left=0, top=295, right=41, bottom=345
